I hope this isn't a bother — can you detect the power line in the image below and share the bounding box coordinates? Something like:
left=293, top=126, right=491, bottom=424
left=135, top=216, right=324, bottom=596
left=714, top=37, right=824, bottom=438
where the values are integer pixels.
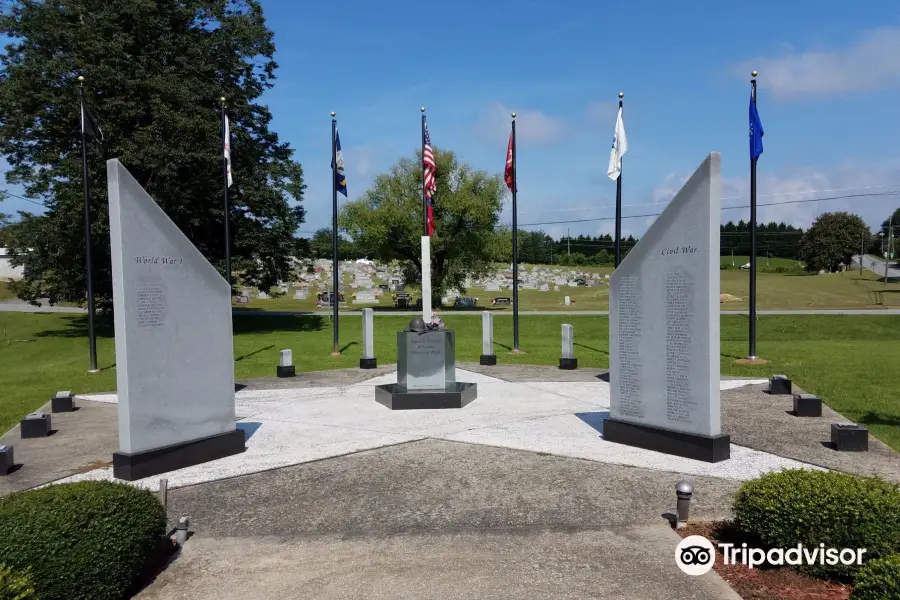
left=516, top=183, right=900, bottom=215
left=0, top=189, right=45, bottom=208
left=499, top=190, right=900, bottom=228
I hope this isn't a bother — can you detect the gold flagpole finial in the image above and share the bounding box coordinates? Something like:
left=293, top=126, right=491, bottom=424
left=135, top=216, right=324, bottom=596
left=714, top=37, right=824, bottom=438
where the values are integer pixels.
left=77, top=75, right=84, bottom=86
left=511, top=112, right=516, bottom=119
left=751, top=70, right=758, bottom=78
left=420, top=106, right=425, bottom=113
left=618, top=92, right=624, bottom=99
left=330, top=111, right=336, bottom=117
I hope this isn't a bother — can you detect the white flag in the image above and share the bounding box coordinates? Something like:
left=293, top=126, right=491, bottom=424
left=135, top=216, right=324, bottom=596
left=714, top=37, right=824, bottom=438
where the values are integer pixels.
left=607, top=106, right=627, bottom=180
left=224, top=115, right=233, bottom=187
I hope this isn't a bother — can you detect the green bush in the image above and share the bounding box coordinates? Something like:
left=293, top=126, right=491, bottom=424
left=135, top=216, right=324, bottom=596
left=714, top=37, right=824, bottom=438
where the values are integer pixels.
left=0, top=564, right=35, bottom=600
left=851, top=554, right=900, bottom=600
left=733, top=469, right=900, bottom=579
left=0, top=481, right=167, bottom=600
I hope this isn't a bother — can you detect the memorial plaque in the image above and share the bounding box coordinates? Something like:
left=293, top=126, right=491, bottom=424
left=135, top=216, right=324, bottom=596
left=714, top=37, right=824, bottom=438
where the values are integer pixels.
left=397, top=330, right=456, bottom=390
left=607, top=153, right=726, bottom=462
left=107, top=159, right=243, bottom=480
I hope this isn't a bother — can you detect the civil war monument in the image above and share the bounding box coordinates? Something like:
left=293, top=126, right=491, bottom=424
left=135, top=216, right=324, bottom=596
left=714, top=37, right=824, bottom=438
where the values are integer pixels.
left=605, top=152, right=729, bottom=463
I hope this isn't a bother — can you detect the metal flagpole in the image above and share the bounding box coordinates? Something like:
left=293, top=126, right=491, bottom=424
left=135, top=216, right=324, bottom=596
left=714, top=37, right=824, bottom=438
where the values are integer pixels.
left=748, top=71, right=759, bottom=360
left=614, top=92, right=624, bottom=267
left=331, top=112, right=340, bottom=355
left=78, top=76, right=99, bottom=374
left=422, top=109, right=428, bottom=237
left=511, top=113, right=520, bottom=352
left=221, top=97, right=231, bottom=287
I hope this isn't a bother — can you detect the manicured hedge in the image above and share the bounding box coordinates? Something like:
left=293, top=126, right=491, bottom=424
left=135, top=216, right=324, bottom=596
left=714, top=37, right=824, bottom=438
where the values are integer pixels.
left=850, top=554, right=900, bottom=600
left=733, top=469, right=900, bottom=578
left=0, top=481, right=167, bottom=600
left=0, top=564, right=35, bottom=600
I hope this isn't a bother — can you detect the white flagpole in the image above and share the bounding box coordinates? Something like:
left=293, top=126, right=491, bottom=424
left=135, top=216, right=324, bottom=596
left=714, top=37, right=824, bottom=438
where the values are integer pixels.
left=421, top=235, right=432, bottom=321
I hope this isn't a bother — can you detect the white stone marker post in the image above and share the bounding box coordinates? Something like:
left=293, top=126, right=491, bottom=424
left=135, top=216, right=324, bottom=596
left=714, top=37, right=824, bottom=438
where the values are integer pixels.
left=559, top=323, right=577, bottom=370
left=277, top=349, right=295, bottom=378
left=360, top=307, right=377, bottom=369
left=480, top=311, right=496, bottom=365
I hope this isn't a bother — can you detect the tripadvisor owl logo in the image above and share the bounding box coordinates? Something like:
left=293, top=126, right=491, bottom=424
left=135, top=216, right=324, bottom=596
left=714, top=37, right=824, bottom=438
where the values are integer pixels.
left=675, top=535, right=716, bottom=575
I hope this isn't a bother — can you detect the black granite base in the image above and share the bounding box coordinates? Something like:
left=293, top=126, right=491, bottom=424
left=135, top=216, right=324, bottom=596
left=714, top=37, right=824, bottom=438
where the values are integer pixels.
left=20, top=413, right=51, bottom=439
left=792, top=393, right=822, bottom=417
left=603, top=418, right=731, bottom=463
left=112, top=429, right=246, bottom=481
left=769, top=375, right=792, bottom=395
left=51, top=394, right=75, bottom=413
left=375, top=382, right=478, bottom=410
left=359, top=357, right=377, bottom=369
left=0, top=445, right=13, bottom=475
left=479, top=354, right=497, bottom=366
left=276, top=365, right=295, bottom=378
left=559, top=357, right=578, bottom=370
left=830, top=424, right=868, bottom=452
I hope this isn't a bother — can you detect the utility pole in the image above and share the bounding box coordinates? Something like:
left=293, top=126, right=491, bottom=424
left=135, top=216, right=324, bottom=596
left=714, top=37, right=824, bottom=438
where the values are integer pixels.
left=567, top=228, right=570, bottom=256
left=860, top=234, right=864, bottom=275
left=887, top=218, right=893, bottom=285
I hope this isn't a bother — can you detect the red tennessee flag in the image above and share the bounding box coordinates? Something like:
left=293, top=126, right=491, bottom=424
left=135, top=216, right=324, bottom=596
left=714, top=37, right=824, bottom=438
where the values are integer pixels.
left=504, top=131, right=516, bottom=192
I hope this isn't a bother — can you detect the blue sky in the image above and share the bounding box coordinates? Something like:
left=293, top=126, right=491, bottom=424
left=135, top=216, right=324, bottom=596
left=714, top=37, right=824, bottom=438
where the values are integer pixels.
left=4, top=0, right=900, bottom=240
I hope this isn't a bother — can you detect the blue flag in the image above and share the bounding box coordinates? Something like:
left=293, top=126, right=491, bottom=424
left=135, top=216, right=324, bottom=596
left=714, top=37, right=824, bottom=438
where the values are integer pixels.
left=749, top=92, right=764, bottom=161
left=331, top=129, right=348, bottom=197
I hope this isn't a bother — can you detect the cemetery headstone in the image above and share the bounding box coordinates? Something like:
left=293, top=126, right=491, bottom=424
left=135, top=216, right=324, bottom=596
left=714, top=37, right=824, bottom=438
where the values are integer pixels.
left=564, top=296, right=571, bottom=306
left=237, top=295, right=249, bottom=304
left=257, top=291, right=270, bottom=299
left=353, top=290, right=377, bottom=304
left=605, top=153, right=729, bottom=463
left=106, top=159, right=244, bottom=481
left=360, top=308, right=377, bottom=369
left=294, top=289, right=308, bottom=300
left=277, top=349, right=295, bottom=378
left=480, top=311, right=496, bottom=365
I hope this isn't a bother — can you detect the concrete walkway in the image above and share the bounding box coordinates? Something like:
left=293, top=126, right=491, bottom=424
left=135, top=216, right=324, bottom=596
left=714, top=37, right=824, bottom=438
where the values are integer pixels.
left=4, top=365, right=897, bottom=599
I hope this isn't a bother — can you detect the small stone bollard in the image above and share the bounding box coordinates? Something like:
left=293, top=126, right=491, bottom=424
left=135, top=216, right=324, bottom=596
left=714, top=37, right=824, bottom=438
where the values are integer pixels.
left=792, top=393, right=822, bottom=417
left=360, top=308, right=377, bottom=369
left=51, top=390, right=75, bottom=413
left=675, top=481, right=693, bottom=529
left=831, top=424, right=868, bottom=452
left=276, top=349, right=295, bottom=378
left=769, top=374, right=792, bottom=395
left=20, top=412, right=51, bottom=439
left=480, top=311, right=496, bottom=365
left=0, top=445, right=13, bottom=475
left=559, top=324, right=577, bottom=370
left=174, top=516, right=190, bottom=546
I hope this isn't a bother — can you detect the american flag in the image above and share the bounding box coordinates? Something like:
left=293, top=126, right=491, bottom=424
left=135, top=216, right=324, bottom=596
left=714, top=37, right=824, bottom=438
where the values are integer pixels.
left=504, top=130, right=516, bottom=192
left=423, top=125, right=436, bottom=236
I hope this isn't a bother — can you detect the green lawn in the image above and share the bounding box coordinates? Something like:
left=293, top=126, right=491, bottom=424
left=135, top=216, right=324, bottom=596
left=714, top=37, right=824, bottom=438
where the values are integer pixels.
left=1, top=312, right=898, bottom=451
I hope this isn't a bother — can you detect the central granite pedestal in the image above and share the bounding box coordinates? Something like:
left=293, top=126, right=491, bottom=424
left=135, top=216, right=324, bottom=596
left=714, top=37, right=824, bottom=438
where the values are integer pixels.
left=376, top=329, right=477, bottom=410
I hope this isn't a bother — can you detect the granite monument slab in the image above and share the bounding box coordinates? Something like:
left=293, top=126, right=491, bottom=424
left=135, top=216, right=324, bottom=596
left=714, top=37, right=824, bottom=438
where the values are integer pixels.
left=106, top=159, right=244, bottom=481
left=606, top=153, right=728, bottom=463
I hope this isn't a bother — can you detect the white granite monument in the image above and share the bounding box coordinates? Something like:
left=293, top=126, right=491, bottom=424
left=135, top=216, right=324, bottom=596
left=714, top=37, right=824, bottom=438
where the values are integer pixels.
left=605, top=153, right=728, bottom=463
left=106, top=159, right=244, bottom=481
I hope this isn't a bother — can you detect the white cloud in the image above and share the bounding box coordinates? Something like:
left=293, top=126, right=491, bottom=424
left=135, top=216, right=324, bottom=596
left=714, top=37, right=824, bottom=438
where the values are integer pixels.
left=343, top=145, right=381, bottom=178
left=731, top=27, right=900, bottom=99
left=472, top=102, right=570, bottom=146
left=585, top=100, right=620, bottom=129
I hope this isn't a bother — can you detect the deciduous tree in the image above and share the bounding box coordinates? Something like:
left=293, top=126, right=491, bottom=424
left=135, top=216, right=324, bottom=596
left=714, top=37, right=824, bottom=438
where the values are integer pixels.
left=0, top=0, right=305, bottom=310
left=799, top=212, right=870, bottom=273
left=339, top=148, right=503, bottom=301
